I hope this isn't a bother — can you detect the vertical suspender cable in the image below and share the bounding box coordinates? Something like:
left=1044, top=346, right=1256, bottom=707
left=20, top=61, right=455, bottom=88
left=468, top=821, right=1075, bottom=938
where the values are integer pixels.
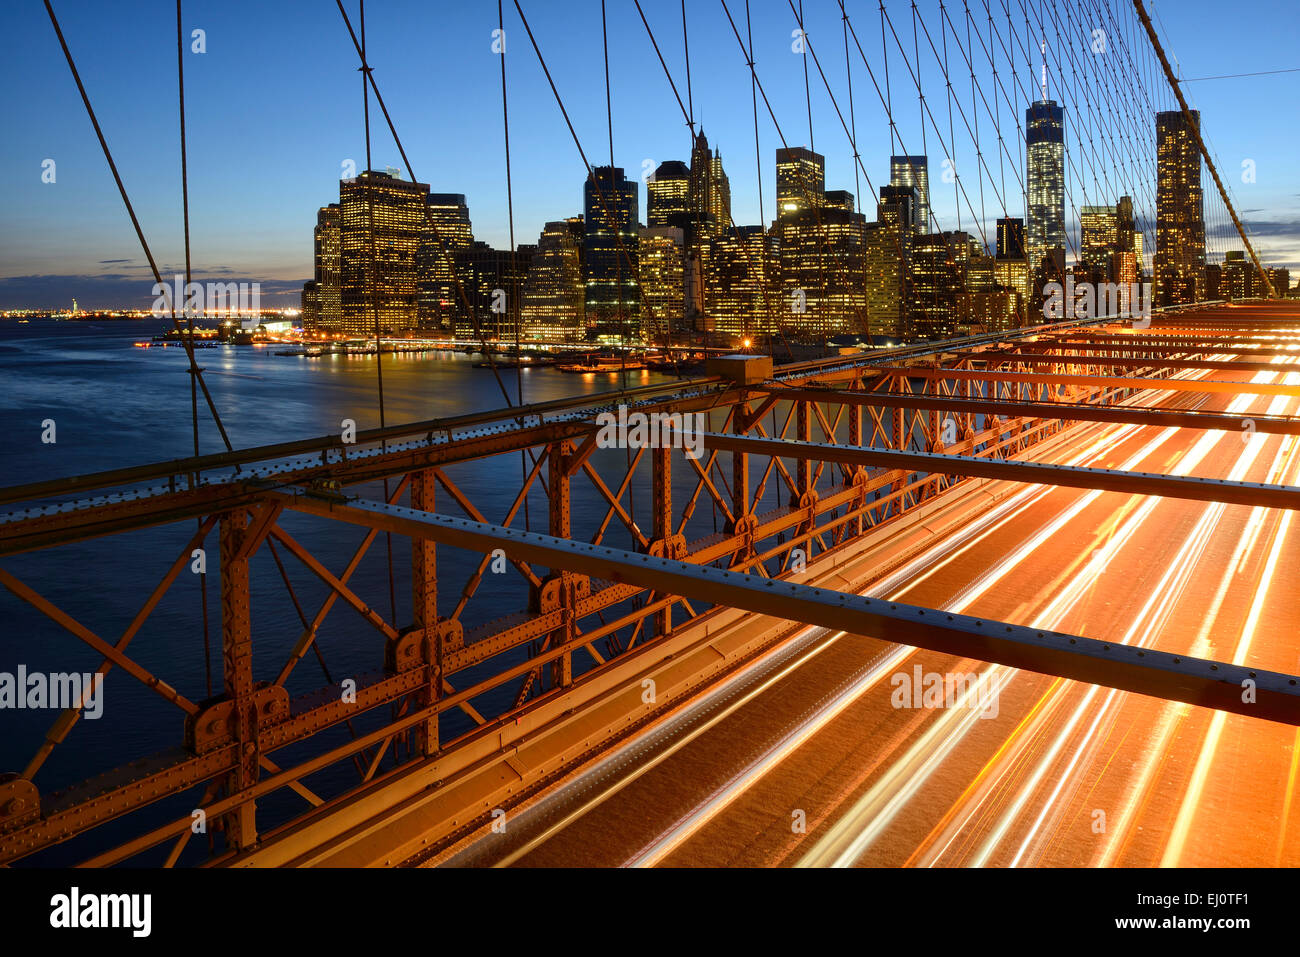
left=498, top=0, right=530, bottom=531
left=356, top=0, right=398, bottom=629
left=176, top=0, right=213, bottom=700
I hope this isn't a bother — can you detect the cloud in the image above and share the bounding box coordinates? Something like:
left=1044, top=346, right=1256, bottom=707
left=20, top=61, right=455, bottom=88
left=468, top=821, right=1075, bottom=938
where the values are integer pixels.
left=98, top=258, right=132, bottom=264
left=1208, top=218, right=1300, bottom=239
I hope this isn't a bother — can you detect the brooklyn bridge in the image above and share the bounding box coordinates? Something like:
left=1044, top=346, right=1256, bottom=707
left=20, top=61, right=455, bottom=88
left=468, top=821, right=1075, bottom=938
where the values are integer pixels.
left=2, top=0, right=1297, bottom=869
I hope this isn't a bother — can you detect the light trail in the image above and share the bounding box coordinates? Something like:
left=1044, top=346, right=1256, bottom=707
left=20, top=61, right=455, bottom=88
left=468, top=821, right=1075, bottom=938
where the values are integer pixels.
left=798, top=365, right=1295, bottom=867
left=947, top=368, right=1300, bottom=866
left=618, top=394, right=1176, bottom=866
left=625, top=399, right=1177, bottom=865
left=622, top=644, right=909, bottom=867
left=959, top=371, right=1292, bottom=865
left=483, top=626, right=853, bottom=868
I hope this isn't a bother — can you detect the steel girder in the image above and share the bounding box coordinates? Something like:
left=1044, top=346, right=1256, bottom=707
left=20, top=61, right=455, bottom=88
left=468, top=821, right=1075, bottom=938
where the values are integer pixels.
left=761, top=386, right=1300, bottom=437
left=1026, top=340, right=1300, bottom=359
left=702, top=433, right=1300, bottom=510
left=272, top=497, right=1300, bottom=726
left=977, top=351, right=1287, bottom=375
left=874, top=366, right=1300, bottom=397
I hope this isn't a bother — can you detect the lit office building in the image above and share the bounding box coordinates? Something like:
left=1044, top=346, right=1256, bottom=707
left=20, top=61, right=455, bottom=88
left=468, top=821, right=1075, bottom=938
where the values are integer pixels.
left=1026, top=100, right=1065, bottom=276
left=864, top=185, right=917, bottom=340
left=312, top=204, right=341, bottom=331
left=994, top=259, right=1031, bottom=326
left=996, top=217, right=1026, bottom=261
left=702, top=225, right=778, bottom=342
left=889, top=156, right=930, bottom=235
left=1080, top=204, right=1118, bottom=277
left=823, top=189, right=854, bottom=213
left=688, top=130, right=730, bottom=239
left=340, top=171, right=430, bottom=334
left=1268, top=267, right=1290, bottom=299
left=457, top=241, right=534, bottom=341
left=709, top=152, right=731, bottom=231
left=638, top=226, right=685, bottom=336
left=957, top=288, right=1019, bottom=333
left=909, top=233, right=961, bottom=340
left=864, top=223, right=907, bottom=341
left=584, top=165, right=640, bottom=340
left=777, top=205, right=869, bottom=337
left=300, top=280, right=319, bottom=328
left=775, top=146, right=825, bottom=222
left=1220, top=251, right=1258, bottom=300
left=878, top=184, right=918, bottom=234
left=647, top=160, right=690, bottom=228
left=1155, top=110, right=1206, bottom=306
left=417, top=192, right=474, bottom=334
left=521, top=218, right=584, bottom=342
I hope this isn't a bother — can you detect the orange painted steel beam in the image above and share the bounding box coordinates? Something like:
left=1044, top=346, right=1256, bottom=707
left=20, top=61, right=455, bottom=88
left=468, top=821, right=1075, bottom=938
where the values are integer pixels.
left=764, top=386, right=1300, bottom=436
left=1024, top=341, right=1300, bottom=359
left=872, top=366, right=1300, bottom=397
left=978, top=351, right=1287, bottom=375
left=702, top=433, right=1300, bottom=511
left=271, top=496, right=1300, bottom=726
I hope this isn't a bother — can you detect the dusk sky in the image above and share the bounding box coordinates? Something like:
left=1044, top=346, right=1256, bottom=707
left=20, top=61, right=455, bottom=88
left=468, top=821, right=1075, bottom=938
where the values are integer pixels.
left=3, top=0, right=1297, bottom=309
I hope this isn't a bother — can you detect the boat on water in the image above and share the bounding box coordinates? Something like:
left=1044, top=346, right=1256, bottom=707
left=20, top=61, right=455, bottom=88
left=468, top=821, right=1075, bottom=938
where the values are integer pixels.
left=644, top=351, right=706, bottom=374
left=556, top=354, right=646, bottom=373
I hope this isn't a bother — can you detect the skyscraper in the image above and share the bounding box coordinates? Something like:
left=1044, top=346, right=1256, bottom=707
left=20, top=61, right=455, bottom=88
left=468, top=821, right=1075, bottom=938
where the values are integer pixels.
left=458, top=241, right=533, bottom=340
left=864, top=222, right=907, bottom=340
left=1112, top=195, right=1139, bottom=285
left=994, top=217, right=1030, bottom=326
left=340, top=171, right=429, bottom=335
left=688, top=130, right=730, bottom=239
left=638, top=226, right=685, bottom=334
left=1155, top=110, right=1206, bottom=307
left=865, top=184, right=917, bottom=339
left=647, top=160, right=690, bottom=228
left=300, top=280, right=319, bottom=328
left=878, top=185, right=918, bottom=233
left=776, top=203, right=869, bottom=336
left=702, top=226, right=777, bottom=341
left=909, top=233, right=960, bottom=339
left=1079, top=205, right=1119, bottom=277
left=1221, top=249, right=1254, bottom=300
left=418, top=193, right=474, bottom=334
left=775, top=147, right=825, bottom=222
left=1025, top=100, right=1065, bottom=275
left=709, top=150, right=732, bottom=232
left=312, top=203, right=341, bottom=331
left=583, top=166, right=640, bottom=339
left=522, top=218, right=584, bottom=342
left=996, top=217, right=1025, bottom=260
left=889, top=156, right=930, bottom=235
left=681, top=134, right=730, bottom=328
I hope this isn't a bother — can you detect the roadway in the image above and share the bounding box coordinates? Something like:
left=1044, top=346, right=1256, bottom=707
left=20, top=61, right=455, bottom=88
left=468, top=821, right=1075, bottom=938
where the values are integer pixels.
left=424, top=353, right=1300, bottom=868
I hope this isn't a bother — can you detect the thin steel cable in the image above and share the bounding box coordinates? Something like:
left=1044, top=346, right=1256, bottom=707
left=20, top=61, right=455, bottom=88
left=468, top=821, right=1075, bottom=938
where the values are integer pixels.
left=354, top=0, right=398, bottom=626
left=176, top=0, right=213, bottom=699
left=497, top=0, right=531, bottom=532
left=602, top=0, right=635, bottom=532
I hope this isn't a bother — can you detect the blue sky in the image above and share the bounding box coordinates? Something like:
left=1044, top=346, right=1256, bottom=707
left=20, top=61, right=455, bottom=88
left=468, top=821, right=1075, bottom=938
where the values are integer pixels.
left=3, top=0, right=1298, bottom=308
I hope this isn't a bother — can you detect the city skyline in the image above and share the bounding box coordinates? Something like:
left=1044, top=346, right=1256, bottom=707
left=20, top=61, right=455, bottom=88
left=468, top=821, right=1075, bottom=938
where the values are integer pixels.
left=4, top=0, right=1299, bottom=309
left=296, top=114, right=1290, bottom=345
